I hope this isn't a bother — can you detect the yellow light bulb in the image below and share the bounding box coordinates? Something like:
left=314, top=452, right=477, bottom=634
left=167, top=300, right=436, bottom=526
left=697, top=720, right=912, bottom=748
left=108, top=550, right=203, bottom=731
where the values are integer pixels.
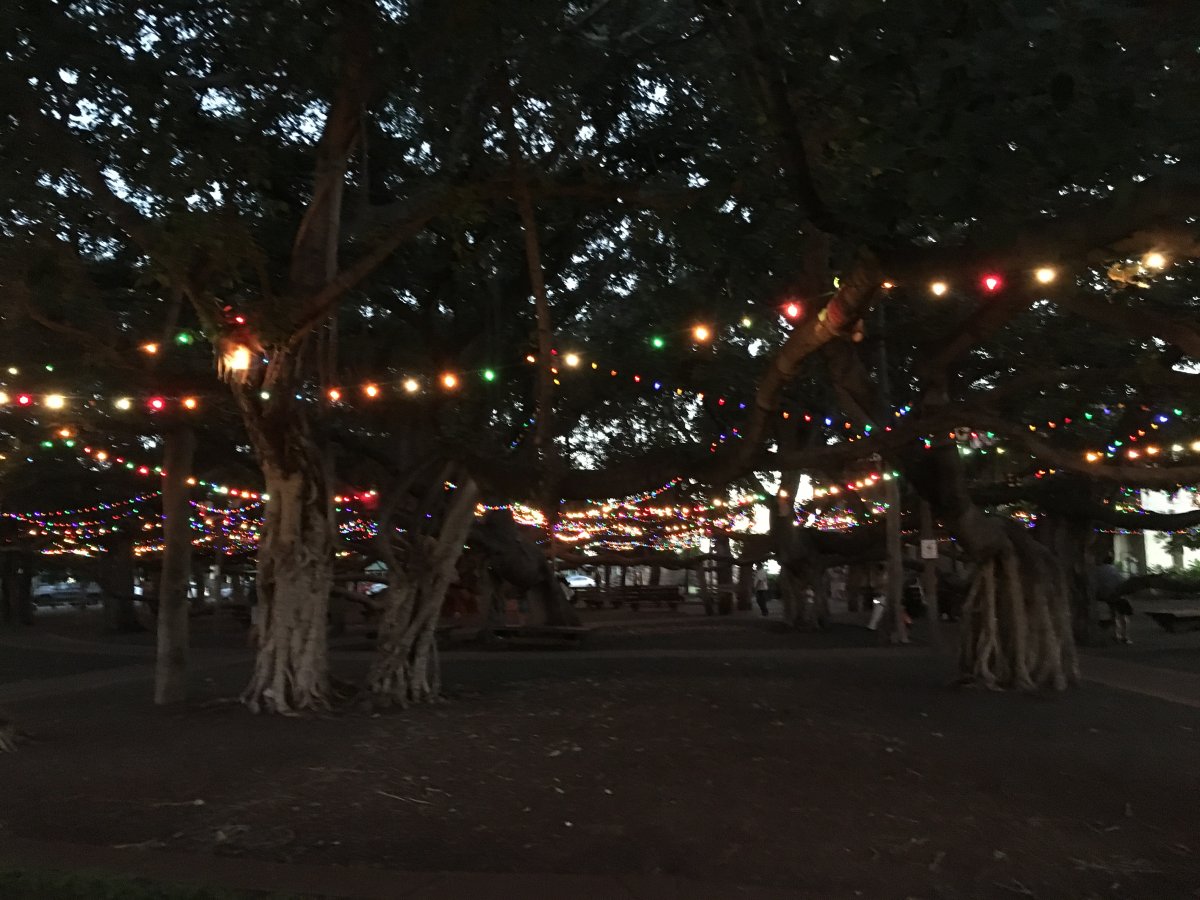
left=692, top=324, right=712, bottom=342
left=182, top=397, right=198, bottom=410
left=44, top=394, right=65, bottom=409
left=1034, top=267, right=1057, bottom=284
left=930, top=281, right=949, bottom=297
left=564, top=353, right=580, bottom=368
left=224, top=345, right=251, bottom=371
left=141, top=342, right=159, bottom=355
left=403, top=378, right=420, bottom=393
left=115, top=397, right=132, bottom=411
left=363, top=383, right=379, bottom=398
left=0, top=391, right=8, bottom=404
left=1143, top=251, right=1167, bottom=270
left=441, top=372, right=458, bottom=390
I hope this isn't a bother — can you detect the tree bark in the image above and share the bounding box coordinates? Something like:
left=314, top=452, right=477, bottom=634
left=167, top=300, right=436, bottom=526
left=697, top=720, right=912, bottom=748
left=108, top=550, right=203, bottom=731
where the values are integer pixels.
left=884, top=476, right=908, bottom=644
left=909, top=442, right=1078, bottom=690
left=100, top=534, right=140, bottom=633
left=156, top=425, right=195, bottom=706
left=919, top=501, right=941, bottom=649
left=241, top=439, right=335, bottom=714
left=367, top=480, right=479, bottom=707
left=1, top=552, right=34, bottom=627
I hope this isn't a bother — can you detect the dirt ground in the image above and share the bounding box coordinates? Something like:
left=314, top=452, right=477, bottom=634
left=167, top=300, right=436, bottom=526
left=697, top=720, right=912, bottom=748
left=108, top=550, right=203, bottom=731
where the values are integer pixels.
left=1, top=611, right=1198, bottom=899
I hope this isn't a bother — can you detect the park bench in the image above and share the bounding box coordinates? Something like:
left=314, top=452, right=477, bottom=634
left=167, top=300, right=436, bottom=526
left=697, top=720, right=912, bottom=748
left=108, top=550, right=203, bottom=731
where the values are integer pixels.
left=573, top=585, right=682, bottom=611
left=1144, top=610, right=1200, bottom=633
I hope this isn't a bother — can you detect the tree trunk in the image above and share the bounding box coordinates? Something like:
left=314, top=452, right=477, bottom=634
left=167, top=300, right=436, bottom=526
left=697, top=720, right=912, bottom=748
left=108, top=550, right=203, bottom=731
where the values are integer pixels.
left=909, top=443, right=1078, bottom=691
left=100, top=534, right=140, bottom=633
left=736, top=562, right=753, bottom=611
left=1, top=552, right=35, bottom=627
left=242, top=457, right=335, bottom=714
left=156, top=425, right=195, bottom=706
left=367, top=480, right=479, bottom=707
left=919, top=501, right=941, bottom=649
left=884, top=476, right=908, bottom=644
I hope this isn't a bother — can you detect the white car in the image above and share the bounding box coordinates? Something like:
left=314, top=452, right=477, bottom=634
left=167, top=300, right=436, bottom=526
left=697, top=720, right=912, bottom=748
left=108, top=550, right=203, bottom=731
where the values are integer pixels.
left=563, top=572, right=595, bottom=589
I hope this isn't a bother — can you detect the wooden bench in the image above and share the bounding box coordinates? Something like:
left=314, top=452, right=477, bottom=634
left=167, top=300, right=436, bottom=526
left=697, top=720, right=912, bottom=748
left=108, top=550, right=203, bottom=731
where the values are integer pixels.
left=1144, top=610, right=1200, bottom=633
left=573, top=585, right=682, bottom=611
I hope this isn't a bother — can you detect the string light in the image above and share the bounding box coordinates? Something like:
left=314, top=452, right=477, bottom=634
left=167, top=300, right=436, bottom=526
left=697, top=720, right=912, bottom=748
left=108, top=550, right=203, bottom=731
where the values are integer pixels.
left=327, top=388, right=342, bottom=402
left=981, top=274, right=1003, bottom=293
left=1143, top=251, right=1168, bottom=270
left=114, top=397, right=133, bottom=411
left=482, top=369, right=497, bottom=382
left=44, top=394, right=65, bottom=409
left=564, top=353, right=581, bottom=368
left=1035, top=267, right=1057, bottom=284
left=363, top=383, right=380, bottom=398
left=141, top=342, right=159, bottom=355
left=692, top=324, right=712, bottom=342
left=182, top=397, right=198, bottom=410
left=403, top=378, right=420, bottom=393
left=440, top=372, right=459, bottom=390
left=650, top=336, right=665, bottom=349
left=783, top=302, right=802, bottom=319
left=174, top=331, right=194, bottom=346
left=930, top=281, right=949, bottom=297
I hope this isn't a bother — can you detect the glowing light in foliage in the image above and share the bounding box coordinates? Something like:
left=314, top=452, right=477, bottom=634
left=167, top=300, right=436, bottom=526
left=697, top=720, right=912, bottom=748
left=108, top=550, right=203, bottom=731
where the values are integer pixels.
left=564, top=353, right=580, bottom=368
left=403, top=378, right=420, bottom=393
left=929, top=281, right=949, bottom=297
left=482, top=369, right=496, bottom=382
left=650, top=336, right=665, bottom=349
left=692, top=324, right=712, bottom=342
left=783, top=301, right=802, bottom=319
left=1143, top=251, right=1168, bottom=269
left=440, top=372, right=459, bottom=390
left=981, top=274, right=1003, bottom=293
left=224, top=345, right=251, bottom=371
left=1035, top=267, right=1057, bottom=284
left=363, top=383, right=379, bottom=398
left=44, top=394, right=65, bottom=409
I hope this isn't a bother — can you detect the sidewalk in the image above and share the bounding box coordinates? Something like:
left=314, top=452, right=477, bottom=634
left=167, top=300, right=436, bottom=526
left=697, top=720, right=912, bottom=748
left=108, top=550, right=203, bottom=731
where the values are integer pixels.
left=1081, top=653, right=1200, bottom=709
left=0, top=836, right=806, bottom=900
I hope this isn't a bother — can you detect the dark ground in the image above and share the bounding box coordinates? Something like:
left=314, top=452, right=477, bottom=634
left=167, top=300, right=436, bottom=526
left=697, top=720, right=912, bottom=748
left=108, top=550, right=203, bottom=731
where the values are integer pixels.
left=1, top=608, right=1198, bottom=900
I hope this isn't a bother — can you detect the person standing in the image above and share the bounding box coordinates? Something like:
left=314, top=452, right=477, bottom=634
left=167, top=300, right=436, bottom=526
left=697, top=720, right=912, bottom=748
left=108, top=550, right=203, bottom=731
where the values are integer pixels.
left=1095, top=554, right=1132, bottom=644
left=753, top=565, right=770, bottom=616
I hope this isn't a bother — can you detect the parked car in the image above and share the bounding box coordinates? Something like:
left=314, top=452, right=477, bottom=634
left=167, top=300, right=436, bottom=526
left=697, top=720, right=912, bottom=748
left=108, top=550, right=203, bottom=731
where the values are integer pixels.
left=563, top=571, right=596, bottom=589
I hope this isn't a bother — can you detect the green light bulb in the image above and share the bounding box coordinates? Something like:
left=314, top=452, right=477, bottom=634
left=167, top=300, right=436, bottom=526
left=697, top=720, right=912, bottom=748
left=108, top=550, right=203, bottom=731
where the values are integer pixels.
left=175, top=331, right=194, bottom=345
left=482, top=369, right=497, bottom=382
left=651, top=336, right=665, bottom=349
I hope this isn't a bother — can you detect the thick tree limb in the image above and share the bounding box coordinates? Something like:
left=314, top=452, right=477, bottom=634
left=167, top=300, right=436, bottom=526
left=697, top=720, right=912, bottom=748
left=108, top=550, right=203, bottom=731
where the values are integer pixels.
left=1053, top=292, right=1200, bottom=358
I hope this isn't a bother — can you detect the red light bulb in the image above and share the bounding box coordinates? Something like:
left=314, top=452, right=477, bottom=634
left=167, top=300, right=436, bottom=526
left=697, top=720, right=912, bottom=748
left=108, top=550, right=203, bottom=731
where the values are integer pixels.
left=783, top=301, right=802, bottom=319
left=149, top=397, right=165, bottom=411
left=981, top=274, right=1003, bottom=293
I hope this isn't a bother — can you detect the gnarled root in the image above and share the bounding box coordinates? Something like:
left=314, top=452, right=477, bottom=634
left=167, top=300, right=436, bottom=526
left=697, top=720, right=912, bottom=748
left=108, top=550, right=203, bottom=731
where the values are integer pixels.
left=959, top=537, right=1078, bottom=692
